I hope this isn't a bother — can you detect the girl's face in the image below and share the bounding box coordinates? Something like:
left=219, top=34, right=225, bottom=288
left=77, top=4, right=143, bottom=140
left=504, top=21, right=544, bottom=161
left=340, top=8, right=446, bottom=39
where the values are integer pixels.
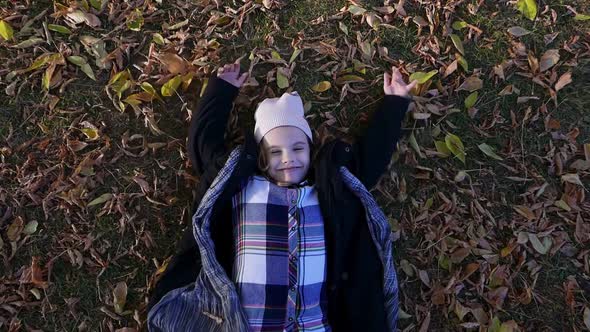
left=261, top=126, right=310, bottom=186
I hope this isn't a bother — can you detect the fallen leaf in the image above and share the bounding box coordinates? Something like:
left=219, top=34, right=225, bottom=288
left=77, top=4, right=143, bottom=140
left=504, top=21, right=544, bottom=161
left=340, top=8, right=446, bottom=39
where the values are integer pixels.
left=539, top=49, right=560, bottom=72
left=451, top=247, right=470, bottom=263
left=450, top=34, right=464, bottom=55
left=113, top=281, right=128, bottom=314
left=276, top=67, right=290, bottom=89
left=575, top=214, right=590, bottom=244
left=478, top=143, right=503, bottom=160
left=88, top=193, right=113, bottom=207
left=126, top=8, right=144, bottom=31
left=584, top=307, right=590, bottom=330
left=47, top=24, right=72, bottom=34
left=348, top=5, right=366, bottom=16
left=507, top=26, right=531, bottom=37
left=0, top=20, right=14, bottom=40
left=465, top=91, right=478, bottom=109
left=513, top=205, right=535, bottom=220
left=452, top=21, right=468, bottom=30
left=23, top=220, right=38, bottom=235
left=555, top=71, right=572, bottom=91
left=7, top=217, right=24, bottom=241
left=528, top=233, right=552, bottom=254
left=457, top=76, right=483, bottom=92
left=418, top=269, right=431, bottom=288
left=339, top=21, right=348, bottom=35
left=409, top=70, right=438, bottom=84
left=561, top=173, right=585, bottom=188
left=311, top=81, right=331, bottom=92
left=435, top=140, right=451, bottom=157
left=161, top=75, right=182, bottom=97
left=13, top=37, right=45, bottom=48
left=574, top=14, right=590, bottom=21
left=159, top=53, right=187, bottom=75
left=516, top=0, right=537, bottom=20
left=445, top=133, right=466, bottom=163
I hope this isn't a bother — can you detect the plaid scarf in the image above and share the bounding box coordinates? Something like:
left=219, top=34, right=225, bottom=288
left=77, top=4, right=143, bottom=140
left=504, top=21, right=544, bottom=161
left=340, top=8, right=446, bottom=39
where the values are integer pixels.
left=231, top=174, right=330, bottom=332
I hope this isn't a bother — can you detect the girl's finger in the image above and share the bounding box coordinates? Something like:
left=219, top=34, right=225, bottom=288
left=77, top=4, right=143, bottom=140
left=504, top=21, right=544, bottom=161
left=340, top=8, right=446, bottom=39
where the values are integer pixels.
left=384, top=72, right=391, bottom=89
left=407, top=79, right=418, bottom=91
left=391, top=67, right=402, bottom=82
left=238, top=72, right=249, bottom=85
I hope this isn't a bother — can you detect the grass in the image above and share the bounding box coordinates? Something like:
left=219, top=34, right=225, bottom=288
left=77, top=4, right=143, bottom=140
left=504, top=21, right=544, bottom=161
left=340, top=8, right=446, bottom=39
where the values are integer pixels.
left=1, top=0, right=589, bottom=330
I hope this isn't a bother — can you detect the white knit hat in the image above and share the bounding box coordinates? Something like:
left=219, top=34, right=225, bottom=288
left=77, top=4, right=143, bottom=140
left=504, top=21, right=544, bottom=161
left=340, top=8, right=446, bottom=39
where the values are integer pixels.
left=253, top=91, right=313, bottom=144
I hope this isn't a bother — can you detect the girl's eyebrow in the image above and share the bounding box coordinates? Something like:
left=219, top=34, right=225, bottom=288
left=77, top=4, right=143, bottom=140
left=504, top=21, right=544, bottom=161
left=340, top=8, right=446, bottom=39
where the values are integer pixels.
left=268, top=141, right=307, bottom=149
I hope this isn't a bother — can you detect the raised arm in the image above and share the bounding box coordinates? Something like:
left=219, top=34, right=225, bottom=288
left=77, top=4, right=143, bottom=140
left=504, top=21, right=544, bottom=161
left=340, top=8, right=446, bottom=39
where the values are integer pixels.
left=348, top=67, right=416, bottom=189
left=188, top=62, right=248, bottom=175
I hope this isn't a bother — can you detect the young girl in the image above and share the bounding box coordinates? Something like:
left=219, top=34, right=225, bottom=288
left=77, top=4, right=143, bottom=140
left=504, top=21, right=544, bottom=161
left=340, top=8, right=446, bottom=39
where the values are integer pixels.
left=147, top=61, right=416, bottom=332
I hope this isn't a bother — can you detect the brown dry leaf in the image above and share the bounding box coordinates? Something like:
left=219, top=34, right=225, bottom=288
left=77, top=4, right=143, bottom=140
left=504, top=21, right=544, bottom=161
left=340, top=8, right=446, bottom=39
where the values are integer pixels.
left=457, top=76, right=483, bottom=92
left=513, top=205, right=535, bottom=220
left=555, top=71, right=572, bottom=91
left=539, top=49, right=560, bottom=72
left=561, top=173, right=585, bottom=188
left=31, top=256, right=49, bottom=289
left=450, top=247, right=470, bottom=263
left=158, top=53, right=188, bottom=75
left=454, top=301, right=470, bottom=321
left=485, top=286, right=508, bottom=309
left=443, top=60, right=458, bottom=78
left=418, top=311, right=431, bottom=332
left=564, top=277, right=578, bottom=312
left=575, top=214, right=590, bottom=244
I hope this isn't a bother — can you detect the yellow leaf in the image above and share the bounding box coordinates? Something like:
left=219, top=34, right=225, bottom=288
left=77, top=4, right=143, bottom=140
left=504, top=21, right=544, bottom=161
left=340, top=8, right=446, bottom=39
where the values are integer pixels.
left=161, top=75, right=182, bottom=97
left=435, top=141, right=450, bottom=157
left=113, top=281, right=128, bottom=314
left=465, top=91, right=478, bottom=109
left=516, top=0, right=537, bottom=20
left=445, top=133, right=466, bottom=163
left=450, top=34, right=464, bottom=55
left=88, top=193, right=113, bottom=207
left=0, top=20, right=14, bottom=40
left=276, top=67, right=289, bottom=89
left=409, top=70, right=438, bottom=84
left=311, top=81, right=331, bottom=92
left=126, top=8, right=144, bottom=31
left=336, top=74, right=364, bottom=85
left=80, top=128, right=99, bottom=140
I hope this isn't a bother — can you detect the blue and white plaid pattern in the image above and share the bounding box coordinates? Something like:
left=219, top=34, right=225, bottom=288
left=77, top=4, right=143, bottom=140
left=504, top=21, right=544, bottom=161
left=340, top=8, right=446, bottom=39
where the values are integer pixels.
left=231, top=175, right=330, bottom=331
left=147, top=147, right=399, bottom=331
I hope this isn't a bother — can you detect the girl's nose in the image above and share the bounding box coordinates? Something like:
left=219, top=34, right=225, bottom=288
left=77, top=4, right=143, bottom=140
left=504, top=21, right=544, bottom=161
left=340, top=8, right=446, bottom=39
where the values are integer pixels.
left=282, top=152, right=294, bottom=163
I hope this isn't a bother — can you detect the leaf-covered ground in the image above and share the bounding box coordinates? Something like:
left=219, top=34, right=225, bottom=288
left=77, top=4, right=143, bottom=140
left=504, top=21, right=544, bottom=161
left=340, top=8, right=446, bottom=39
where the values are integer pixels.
left=1, top=0, right=590, bottom=330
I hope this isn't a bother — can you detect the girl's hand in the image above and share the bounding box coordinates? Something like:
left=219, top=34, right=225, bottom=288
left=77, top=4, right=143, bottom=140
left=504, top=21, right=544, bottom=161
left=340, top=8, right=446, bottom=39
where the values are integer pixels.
left=383, top=66, right=417, bottom=98
left=217, top=62, right=249, bottom=88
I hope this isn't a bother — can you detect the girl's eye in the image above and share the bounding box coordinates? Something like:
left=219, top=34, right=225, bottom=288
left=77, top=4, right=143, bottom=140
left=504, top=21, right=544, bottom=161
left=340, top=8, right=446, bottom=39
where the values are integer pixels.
left=294, top=148, right=303, bottom=151
left=271, top=151, right=280, bottom=155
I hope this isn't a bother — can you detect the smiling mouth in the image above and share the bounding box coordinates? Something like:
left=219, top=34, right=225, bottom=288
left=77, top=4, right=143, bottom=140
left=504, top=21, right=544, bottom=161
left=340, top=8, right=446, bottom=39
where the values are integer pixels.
left=280, top=167, right=301, bottom=171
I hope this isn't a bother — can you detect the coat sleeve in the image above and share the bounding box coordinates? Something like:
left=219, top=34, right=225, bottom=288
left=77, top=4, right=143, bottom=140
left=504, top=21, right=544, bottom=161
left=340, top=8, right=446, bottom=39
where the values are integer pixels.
left=188, top=76, right=240, bottom=176
left=347, top=95, right=410, bottom=190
